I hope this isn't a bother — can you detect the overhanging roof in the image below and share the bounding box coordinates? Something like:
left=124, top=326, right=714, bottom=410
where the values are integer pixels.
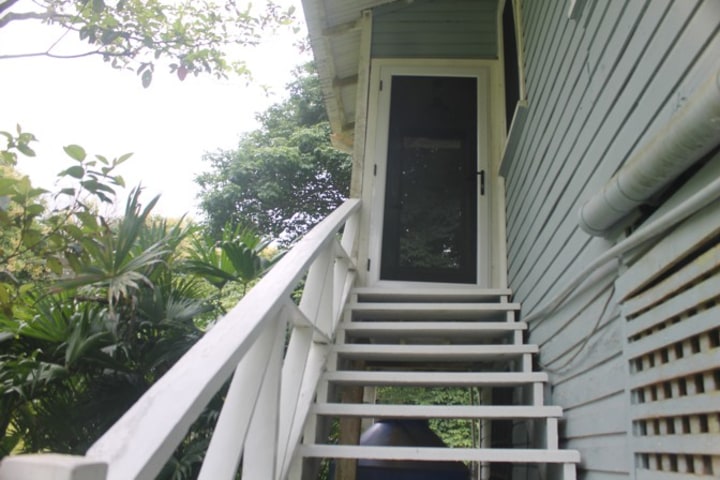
left=301, top=0, right=500, bottom=152
left=301, top=0, right=396, bottom=151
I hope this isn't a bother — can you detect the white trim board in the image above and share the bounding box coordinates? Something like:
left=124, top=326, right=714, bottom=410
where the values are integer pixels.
left=358, top=59, right=505, bottom=289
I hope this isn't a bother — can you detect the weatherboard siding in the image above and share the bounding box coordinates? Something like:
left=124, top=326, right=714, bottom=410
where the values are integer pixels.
left=371, top=0, right=497, bottom=59
left=504, top=0, right=720, bottom=478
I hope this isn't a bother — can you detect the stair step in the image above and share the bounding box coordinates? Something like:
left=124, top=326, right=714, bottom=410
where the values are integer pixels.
left=323, top=370, right=547, bottom=387
left=333, top=343, right=537, bottom=361
left=298, top=445, right=580, bottom=464
left=347, top=302, right=520, bottom=321
left=352, top=287, right=513, bottom=303
left=312, top=403, right=562, bottom=419
left=341, top=321, right=526, bottom=341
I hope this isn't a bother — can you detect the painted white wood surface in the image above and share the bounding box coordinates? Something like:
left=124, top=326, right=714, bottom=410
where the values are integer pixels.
left=299, top=445, right=580, bottom=463
left=0, top=455, right=107, bottom=480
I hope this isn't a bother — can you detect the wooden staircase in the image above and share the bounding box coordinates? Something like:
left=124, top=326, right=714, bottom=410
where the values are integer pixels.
left=296, top=287, right=580, bottom=480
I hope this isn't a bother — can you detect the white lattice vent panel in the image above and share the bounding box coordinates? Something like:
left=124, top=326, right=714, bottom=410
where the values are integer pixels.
left=622, top=237, right=720, bottom=478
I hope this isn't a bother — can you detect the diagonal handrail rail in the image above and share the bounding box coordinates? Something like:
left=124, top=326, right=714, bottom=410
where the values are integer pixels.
left=0, top=198, right=361, bottom=480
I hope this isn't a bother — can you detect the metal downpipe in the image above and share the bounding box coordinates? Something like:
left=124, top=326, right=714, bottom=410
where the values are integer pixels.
left=578, top=68, right=720, bottom=236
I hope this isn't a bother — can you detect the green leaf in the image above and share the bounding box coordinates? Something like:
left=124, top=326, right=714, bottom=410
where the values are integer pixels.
left=117, top=152, right=133, bottom=164
left=46, top=256, right=64, bottom=275
left=100, top=30, right=120, bottom=45
left=60, top=165, right=85, bottom=179
left=142, top=70, right=153, bottom=88
left=93, top=0, right=106, bottom=13
left=63, top=145, right=87, bottom=162
left=0, top=283, right=11, bottom=306
left=63, top=224, right=84, bottom=240
left=17, top=144, right=36, bottom=157
left=0, top=151, right=16, bottom=166
left=21, top=229, right=42, bottom=248
left=26, top=204, right=45, bottom=216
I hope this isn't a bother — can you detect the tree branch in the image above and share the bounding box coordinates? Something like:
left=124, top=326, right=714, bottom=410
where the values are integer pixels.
left=0, top=10, right=54, bottom=28
left=0, top=47, right=138, bottom=60
left=0, top=49, right=98, bottom=60
left=0, top=0, right=20, bottom=16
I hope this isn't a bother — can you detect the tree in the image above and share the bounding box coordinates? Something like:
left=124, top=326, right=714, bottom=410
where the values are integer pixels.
left=0, top=133, right=279, bottom=477
left=196, top=62, right=352, bottom=242
left=0, top=0, right=296, bottom=86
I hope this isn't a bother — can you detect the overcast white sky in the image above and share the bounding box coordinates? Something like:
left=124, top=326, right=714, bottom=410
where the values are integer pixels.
left=0, top=0, right=309, bottom=219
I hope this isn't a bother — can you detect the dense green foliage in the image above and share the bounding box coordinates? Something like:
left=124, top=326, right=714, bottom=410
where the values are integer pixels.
left=0, top=0, right=296, bottom=86
left=377, top=386, right=481, bottom=449
left=196, top=63, right=352, bottom=242
left=0, top=130, right=276, bottom=478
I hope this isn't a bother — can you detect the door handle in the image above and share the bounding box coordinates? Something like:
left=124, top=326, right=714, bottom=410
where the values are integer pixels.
left=477, top=170, right=485, bottom=196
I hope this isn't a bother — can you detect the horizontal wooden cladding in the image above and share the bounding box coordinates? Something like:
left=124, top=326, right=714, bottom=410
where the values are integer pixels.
left=563, top=393, right=627, bottom=439
left=505, top=0, right=720, bottom=315
left=564, top=435, right=630, bottom=474
left=506, top=5, right=720, bottom=477
left=371, top=0, right=497, bottom=59
left=551, top=354, right=626, bottom=410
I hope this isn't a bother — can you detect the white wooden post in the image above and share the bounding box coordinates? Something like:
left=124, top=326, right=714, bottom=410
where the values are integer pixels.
left=241, top=315, right=287, bottom=480
left=332, top=240, right=356, bottom=331
left=197, top=318, right=282, bottom=480
left=277, top=325, right=314, bottom=471
left=278, top=342, right=329, bottom=478
left=0, top=454, right=107, bottom=480
left=300, top=247, right=334, bottom=337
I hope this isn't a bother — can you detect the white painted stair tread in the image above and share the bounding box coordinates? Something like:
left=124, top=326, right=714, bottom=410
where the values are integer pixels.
left=352, top=287, right=512, bottom=302
left=298, top=445, right=581, bottom=464
left=347, top=303, right=520, bottom=321
left=312, top=403, right=563, bottom=418
left=341, top=321, right=526, bottom=335
left=332, top=343, right=537, bottom=360
left=323, top=370, right=547, bottom=386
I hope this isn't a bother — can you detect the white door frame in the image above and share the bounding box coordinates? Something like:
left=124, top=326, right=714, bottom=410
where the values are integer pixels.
left=361, top=59, right=496, bottom=288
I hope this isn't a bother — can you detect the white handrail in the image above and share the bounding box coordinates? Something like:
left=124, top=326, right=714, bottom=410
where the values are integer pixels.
left=0, top=199, right=361, bottom=480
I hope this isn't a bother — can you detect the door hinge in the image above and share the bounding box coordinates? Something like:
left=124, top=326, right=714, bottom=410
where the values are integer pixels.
left=373, top=164, right=377, bottom=176
left=379, top=80, right=383, bottom=91
left=478, top=170, right=486, bottom=196
left=367, top=259, right=371, bottom=271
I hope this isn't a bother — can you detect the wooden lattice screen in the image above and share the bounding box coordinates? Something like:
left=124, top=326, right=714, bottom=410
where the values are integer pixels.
left=619, top=196, right=720, bottom=479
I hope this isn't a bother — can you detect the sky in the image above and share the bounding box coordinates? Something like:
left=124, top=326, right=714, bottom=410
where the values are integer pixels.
left=0, top=0, right=310, bottom=219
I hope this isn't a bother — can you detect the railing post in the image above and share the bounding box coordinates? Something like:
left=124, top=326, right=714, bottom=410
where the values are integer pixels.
left=241, top=315, right=287, bottom=480
left=198, top=318, right=283, bottom=480
left=300, top=246, right=335, bottom=337
left=0, top=454, right=107, bottom=480
left=332, top=240, right=356, bottom=331
left=277, top=341, right=329, bottom=478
